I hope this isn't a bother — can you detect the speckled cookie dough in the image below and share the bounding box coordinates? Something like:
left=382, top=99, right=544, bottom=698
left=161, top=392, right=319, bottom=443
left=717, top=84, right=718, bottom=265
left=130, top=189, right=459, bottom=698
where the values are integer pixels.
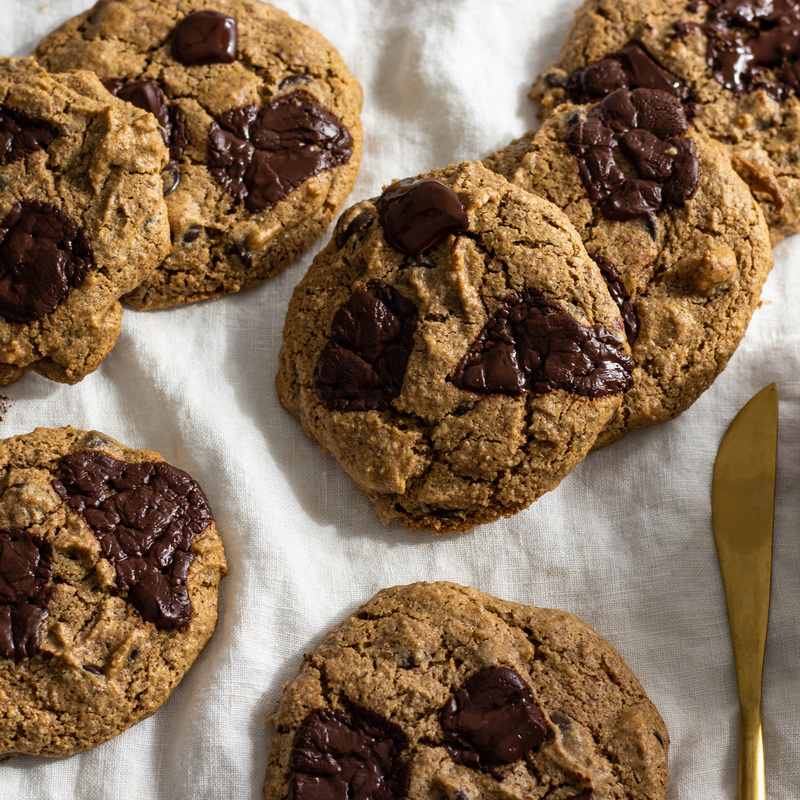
left=0, top=426, right=227, bottom=758
left=532, top=0, right=800, bottom=244
left=264, top=581, right=669, bottom=800
left=36, top=0, right=363, bottom=308
left=0, top=58, right=169, bottom=385
left=277, top=161, right=633, bottom=532
left=485, top=88, right=773, bottom=448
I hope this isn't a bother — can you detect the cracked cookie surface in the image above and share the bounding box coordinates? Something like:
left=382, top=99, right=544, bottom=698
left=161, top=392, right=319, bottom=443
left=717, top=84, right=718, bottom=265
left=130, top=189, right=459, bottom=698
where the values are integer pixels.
left=277, top=161, right=632, bottom=532
left=36, top=0, right=363, bottom=309
left=0, top=57, right=169, bottom=385
left=264, top=581, right=669, bottom=800
left=0, top=426, right=227, bottom=758
left=532, top=0, right=800, bottom=244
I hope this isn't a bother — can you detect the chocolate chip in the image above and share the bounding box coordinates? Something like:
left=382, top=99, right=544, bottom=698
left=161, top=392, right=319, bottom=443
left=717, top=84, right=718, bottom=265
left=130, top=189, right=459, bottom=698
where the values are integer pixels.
left=182, top=226, right=202, bottom=244
left=0, top=104, right=57, bottom=166
left=0, top=200, right=94, bottom=324
left=208, top=90, right=353, bottom=213
left=451, top=288, right=634, bottom=398
left=162, top=163, right=181, bottom=196
left=52, top=453, right=213, bottom=631
left=82, top=664, right=103, bottom=675
left=0, top=530, right=53, bottom=661
left=440, top=667, right=549, bottom=768
left=338, top=212, right=373, bottom=247
left=375, top=178, right=469, bottom=263
left=590, top=254, right=639, bottom=344
left=548, top=710, right=572, bottom=734
left=172, top=10, right=238, bottom=66
left=314, top=280, right=418, bottom=412
left=289, top=705, right=411, bottom=800
left=278, top=74, right=315, bottom=91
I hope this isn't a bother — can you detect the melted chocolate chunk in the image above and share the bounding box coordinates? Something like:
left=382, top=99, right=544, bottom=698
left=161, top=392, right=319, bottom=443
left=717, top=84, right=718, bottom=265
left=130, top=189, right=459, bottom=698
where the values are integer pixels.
left=52, top=452, right=213, bottom=631
left=314, top=280, right=418, bottom=412
left=375, top=178, right=469, bottom=263
left=0, top=531, right=53, bottom=661
left=338, top=212, right=373, bottom=247
left=172, top=10, right=238, bottom=65
left=591, top=254, right=639, bottom=344
left=0, top=104, right=57, bottom=166
left=440, top=667, right=549, bottom=768
left=0, top=200, right=94, bottom=324
left=289, top=705, right=411, bottom=800
left=451, top=288, right=633, bottom=398
left=566, top=87, right=699, bottom=222
left=208, top=90, right=353, bottom=213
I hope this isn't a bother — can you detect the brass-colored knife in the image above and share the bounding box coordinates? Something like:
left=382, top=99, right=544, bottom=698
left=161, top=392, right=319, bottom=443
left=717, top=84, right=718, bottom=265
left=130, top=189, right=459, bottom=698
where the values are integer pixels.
left=712, top=383, right=778, bottom=800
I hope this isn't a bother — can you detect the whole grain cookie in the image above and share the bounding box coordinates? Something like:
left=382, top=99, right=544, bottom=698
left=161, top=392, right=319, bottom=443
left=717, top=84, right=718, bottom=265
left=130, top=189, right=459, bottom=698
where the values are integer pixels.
left=485, top=88, right=773, bottom=447
left=264, top=581, right=669, bottom=800
left=0, top=426, right=227, bottom=758
left=36, top=0, right=363, bottom=309
left=0, top=58, right=169, bottom=385
left=277, top=161, right=633, bottom=532
left=533, top=0, right=800, bottom=244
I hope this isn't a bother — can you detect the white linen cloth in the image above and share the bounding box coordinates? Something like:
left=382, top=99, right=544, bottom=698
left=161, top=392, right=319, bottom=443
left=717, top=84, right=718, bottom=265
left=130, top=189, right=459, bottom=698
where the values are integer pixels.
left=1, top=1, right=799, bottom=798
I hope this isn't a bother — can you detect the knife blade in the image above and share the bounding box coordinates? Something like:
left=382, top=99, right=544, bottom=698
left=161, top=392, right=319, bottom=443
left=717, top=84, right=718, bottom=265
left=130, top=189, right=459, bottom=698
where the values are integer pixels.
left=712, top=383, right=778, bottom=800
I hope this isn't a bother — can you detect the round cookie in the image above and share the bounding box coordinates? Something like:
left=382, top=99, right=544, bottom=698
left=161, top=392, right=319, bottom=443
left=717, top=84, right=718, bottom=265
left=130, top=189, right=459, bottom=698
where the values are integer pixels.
left=277, top=161, right=633, bottom=533
left=0, top=58, right=170, bottom=385
left=0, top=426, right=227, bottom=758
left=532, top=0, right=800, bottom=244
left=264, top=581, right=669, bottom=800
left=36, top=0, right=363, bottom=309
left=485, top=88, right=773, bottom=448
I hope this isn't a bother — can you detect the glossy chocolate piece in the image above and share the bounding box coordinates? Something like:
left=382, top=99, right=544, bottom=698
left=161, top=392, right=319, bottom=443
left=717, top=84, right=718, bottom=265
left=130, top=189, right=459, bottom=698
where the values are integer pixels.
left=53, top=452, right=213, bottom=631
left=338, top=211, right=373, bottom=247
left=451, top=287, right=633, bottom=398
left=376, top=178, right=468, bottom=263
left=314, top=280, right=418, bottom=412
left=0, top=200, right=94, bottom=324
left=566, top=88, right=699, bottom=222
left=591, top=254, right=639, bottom=344
left=0, top=104, right=56, bottom=166
left=208, top=90, right=353, bottom=213
left=172, top=10, right=238, bottom=66
left=440, top=667, right=549, bottom=768
left=0, top=531, right=53, bottom=661
left=289, top=705, right=411, bottom=800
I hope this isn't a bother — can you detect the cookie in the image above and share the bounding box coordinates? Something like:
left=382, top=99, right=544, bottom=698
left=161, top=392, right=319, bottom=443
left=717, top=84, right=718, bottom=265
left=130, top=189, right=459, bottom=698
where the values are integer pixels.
left=0, top=58, right=170, bottom=385
left=36, top=0, right=363, bottom=309
left=532, top=0, right=800, bottom=244
left=277, top=161, right=633, bottom=532
left=264, top=581, right=669, bottom=800
left=485, top=88, right=773, bottom=447
left=0, top=426, right=227, bottom=758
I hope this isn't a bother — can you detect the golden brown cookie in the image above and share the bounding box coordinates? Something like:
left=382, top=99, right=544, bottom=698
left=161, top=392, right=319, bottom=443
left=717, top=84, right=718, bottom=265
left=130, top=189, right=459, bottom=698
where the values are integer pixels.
left=0, top=426, right=227, bottom=758
left=0, top=58, right=170, bottom=385
left=264, top=581, right=669, bottom=800
left=277, top=161, right=633, bottom=532
left=36, top=0, right=363, bottom=308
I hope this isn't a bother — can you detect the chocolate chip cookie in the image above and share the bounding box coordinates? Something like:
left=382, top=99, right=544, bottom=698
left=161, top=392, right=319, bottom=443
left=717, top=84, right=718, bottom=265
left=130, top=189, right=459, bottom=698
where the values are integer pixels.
left=0, top=426, right=227, bottom=758
left=264, top=581, right=669, bottom=800
left=277, top=161, right=633, bottom=532
left=0, top=58, right=169, bottom=385
left=485, top=88, right=773, bottom=447
left=36, top=0, right=363, bottom=308
left=532, top=0, right=800, bottom=244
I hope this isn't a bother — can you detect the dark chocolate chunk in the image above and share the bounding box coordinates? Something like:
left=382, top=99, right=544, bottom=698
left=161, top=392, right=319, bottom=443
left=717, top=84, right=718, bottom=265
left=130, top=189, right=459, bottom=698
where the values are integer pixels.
left=440, top=667, right=549, bottom=768
left=0, top=530, right=53, bottom=661
left=566, top=87, right=699, bottom=222
left=182, top=226, right=202, bottom=244
left=83, top=664, right=103, bottom=674
left=0, top=200, right=94, bottom=324
left=338, top=212, right=373, bottom=247
left=52, top=452, right=213, bottom=631
left=0, top=104, right=57, bottom=166
left=208, top=90, right=353, bottom=213
left=375, top=178, right=469, bottom=263
left=113, top=80, right=170, bottom=131
left=590, top=254, right=639, bottom=344
left=289, top=705, right=411, bottom=800
left=172, top=10, right=238, bottom=66
left=314, top=280, right=418, bottom=412
left=451, top=288, right=633, bottom=398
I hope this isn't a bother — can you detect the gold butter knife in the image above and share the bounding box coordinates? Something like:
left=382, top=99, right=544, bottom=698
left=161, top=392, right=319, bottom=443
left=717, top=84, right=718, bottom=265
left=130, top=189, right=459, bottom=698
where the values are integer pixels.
left=712, top=383, right=778, bottom=800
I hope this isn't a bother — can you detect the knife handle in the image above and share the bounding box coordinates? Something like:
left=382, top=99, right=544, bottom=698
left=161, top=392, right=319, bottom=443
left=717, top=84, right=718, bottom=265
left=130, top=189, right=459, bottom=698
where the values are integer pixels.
left=738, top=703, right=765, bottom=800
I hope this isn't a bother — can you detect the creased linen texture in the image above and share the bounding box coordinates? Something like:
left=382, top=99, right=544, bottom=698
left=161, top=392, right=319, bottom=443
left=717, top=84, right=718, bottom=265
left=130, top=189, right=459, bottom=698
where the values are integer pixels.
left=1, top=1, right=799, bottom=798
